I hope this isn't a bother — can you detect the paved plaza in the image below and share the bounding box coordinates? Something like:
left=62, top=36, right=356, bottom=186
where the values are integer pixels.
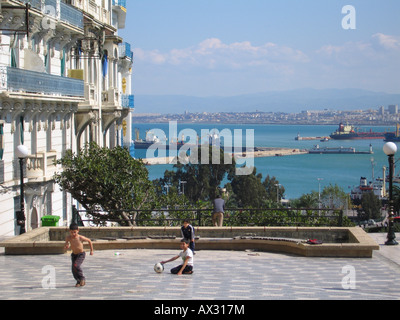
left=0, top=233, right=399, bottom=300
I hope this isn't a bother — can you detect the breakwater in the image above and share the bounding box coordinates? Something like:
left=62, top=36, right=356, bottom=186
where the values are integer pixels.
left=142, top=147, right=308, bottom=165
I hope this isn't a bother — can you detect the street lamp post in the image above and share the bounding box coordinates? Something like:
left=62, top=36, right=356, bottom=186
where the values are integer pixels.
left=16, top=144, right=28, bottom=235
left=275, top=183, right=281, bottom=204
left=383, top=142, right=398, bottom=246
left=317, top=178, right=324, bottom=209
left=179, top=180, right=187, bottom=196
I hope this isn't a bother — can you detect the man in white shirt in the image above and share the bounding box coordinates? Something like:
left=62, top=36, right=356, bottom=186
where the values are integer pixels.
left=161, top=240, right=194, bottom=275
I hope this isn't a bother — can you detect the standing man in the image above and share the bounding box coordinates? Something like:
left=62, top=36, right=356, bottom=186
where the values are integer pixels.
left=212, top=194, right=225, bottom=227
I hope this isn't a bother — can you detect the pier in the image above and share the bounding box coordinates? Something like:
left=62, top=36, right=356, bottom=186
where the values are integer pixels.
left=295, top=133, right=330, bottom=141
left=232, top=147, right=308, bottom=159
left=142, top=147, right=308, bottom=165
left=141, top=145, right=373, bottom=165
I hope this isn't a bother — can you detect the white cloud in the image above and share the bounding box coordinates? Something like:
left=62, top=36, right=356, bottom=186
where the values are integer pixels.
left=135, top=38, right=310, bottom=70
left=310, top=33, right=400, bottom=92
left=371, top=33, right=400, bottom=50
left=316, top=33, right=400, bottom=63
left=134, top=48, right=166, bottom=64
left=133, top=34, right=400, bottom=95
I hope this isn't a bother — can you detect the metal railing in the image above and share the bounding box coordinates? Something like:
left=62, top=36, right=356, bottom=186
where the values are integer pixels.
left=121, top=94, right=134, bottom=109
left=60, top=1, right=84, bottom=29
left=119, top=42, right=133, bottom=60
left=4, top=67, right=84, bottom=97
left=72, top=206, right=346, bottom=227
left=112, top=0, right=126, bottom=9
left=21, top=0, right=41, bottom=10
left=21, top=0, right=84, bottom=29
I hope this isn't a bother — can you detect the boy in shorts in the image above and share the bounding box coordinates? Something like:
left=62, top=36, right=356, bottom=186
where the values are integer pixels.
left=64, top=223, right=94, bottom=287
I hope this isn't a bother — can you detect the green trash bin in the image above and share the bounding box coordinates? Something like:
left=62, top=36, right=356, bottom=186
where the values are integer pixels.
left=41, top=215, right=60, bottom=227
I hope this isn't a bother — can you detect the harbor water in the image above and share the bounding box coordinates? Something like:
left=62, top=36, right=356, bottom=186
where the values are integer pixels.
left=132, top=123, right=396, bottom=200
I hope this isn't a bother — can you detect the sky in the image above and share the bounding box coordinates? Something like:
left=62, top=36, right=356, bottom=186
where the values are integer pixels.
left=119, top=1, right=400, bottom=98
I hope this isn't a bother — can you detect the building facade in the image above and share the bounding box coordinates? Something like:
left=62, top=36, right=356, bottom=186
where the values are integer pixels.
left=0, top=0, right=134, bottom=237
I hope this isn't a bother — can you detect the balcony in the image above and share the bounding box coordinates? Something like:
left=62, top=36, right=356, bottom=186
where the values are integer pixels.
left=121, top=94, right=134, bottom=109
left=0, top=67, right=84, bottom=98
left=21, top=0, right=84, bottom=30
left=112, top=0, right=126, bottom=29
left=21, top=0, right=42, bottom=10
left=112, top=0, right=126, bottom=10
left=12, top=151, right=57, bottom=182
left=25, top=151, right=58, bottom=181
left=60, top=1, right=84, bottom=29
left=118, top=42, right=133, bottom=61
left=102, top=88, right=119, bottom=108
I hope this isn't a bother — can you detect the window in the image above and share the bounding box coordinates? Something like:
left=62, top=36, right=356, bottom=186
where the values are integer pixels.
left=44, top=43, right=51, bottom=73
left=10, top=35, right=19, bottom=68
left=61, top=48, right=66, bottom=77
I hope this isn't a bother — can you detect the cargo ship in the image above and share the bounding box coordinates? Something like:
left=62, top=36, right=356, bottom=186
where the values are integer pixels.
left=384, top=124, right=400, bottom=142
left=330, top=123, right=388, bottom=140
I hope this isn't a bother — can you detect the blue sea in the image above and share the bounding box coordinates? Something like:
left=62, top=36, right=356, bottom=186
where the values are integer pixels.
left=131, top=122, right=397, bottom=200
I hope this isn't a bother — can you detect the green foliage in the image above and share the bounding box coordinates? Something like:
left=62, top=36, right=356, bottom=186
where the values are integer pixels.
left=229, top=168, right=285, bottom=208
left=319, top=184, right=351, bottom=209
left=358, top=192, right=382, bottom=221
left=224, top=208, right=352, bottom=227
left=55, top=142, right=155, bottom=226
left=393, top=185, right=400, bottom=215
left=291, top=184, right=350, bottom=210
left=291, top=192, right=319, bottom=208
left=55, top=142, right=354, bottom=228
left=155, top=145, right=236, bottom=203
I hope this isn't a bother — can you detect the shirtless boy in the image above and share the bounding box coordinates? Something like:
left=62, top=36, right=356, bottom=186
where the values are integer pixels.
left=64, top=223, right=94, bottom=287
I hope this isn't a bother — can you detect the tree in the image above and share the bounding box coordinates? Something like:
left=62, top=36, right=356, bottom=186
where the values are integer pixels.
left=393, top=185, right=400, bottom=215
left=230, top=168, right=285, bottom=208
left=55, top=142, right=154, bottom=226
left=292, top=192, right=320, bottom=208
left=319, top=184, right=350, bottom=210
left=292, top=184, right=350, bottom=210
left=359, top=192, right=382, bottom=221
left=263, top=175, right=286, bottom=204
left=230, top=170, right=267, bottom=207
left=158, top=145, right=236, bottom=203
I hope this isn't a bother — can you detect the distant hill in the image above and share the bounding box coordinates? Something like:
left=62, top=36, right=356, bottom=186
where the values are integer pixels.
left=133, top=88, right=400, bottom=114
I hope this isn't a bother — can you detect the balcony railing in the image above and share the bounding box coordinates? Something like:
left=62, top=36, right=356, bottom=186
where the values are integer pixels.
left=60, top=1, right=84, bottom=29
left=119, top=42, right=133, bottom=60
left=121, top=94, right=134, bottom=109
left=21, top=0, right=83, bottom=29
left=1, top=67, right=84, bottom=98
left=26, top=151, right=57, bottom=181
left=112, top=0, right=126, bottom=9
left=21, top=0, right=41, bottom=10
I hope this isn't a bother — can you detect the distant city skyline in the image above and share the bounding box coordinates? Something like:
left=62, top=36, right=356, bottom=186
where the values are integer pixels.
left=120, top=1, right=400, bottom=102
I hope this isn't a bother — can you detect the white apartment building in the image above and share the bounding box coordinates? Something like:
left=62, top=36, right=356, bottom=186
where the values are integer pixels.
left=0, top=0, right=134, bottom=237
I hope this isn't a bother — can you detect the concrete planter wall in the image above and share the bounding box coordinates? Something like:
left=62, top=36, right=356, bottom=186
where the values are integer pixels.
left=0, top=227, right=379, bottom=257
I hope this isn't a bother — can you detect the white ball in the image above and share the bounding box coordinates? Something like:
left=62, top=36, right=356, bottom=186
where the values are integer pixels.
left=154, top=263, right=164, bottom=273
